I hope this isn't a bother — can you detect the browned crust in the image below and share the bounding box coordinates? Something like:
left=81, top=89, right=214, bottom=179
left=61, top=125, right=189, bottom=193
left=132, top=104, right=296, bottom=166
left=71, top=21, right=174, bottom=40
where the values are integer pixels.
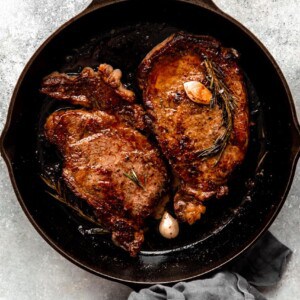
left=138, top=32, right=249, bottom=224
left=98, top=64, right=135, bottom=102
left=44, top=109, right=168, bottom=256
left=41, top=64, right=147, bottom=131
left=138, top=32, right=222, bottom=89
left=41, top=65, right=135, bottom=104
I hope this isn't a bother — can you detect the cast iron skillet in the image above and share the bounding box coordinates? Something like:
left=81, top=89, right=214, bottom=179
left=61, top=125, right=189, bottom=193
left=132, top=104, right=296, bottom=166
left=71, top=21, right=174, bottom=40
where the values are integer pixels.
left=1, top=0, right=300, bottom=286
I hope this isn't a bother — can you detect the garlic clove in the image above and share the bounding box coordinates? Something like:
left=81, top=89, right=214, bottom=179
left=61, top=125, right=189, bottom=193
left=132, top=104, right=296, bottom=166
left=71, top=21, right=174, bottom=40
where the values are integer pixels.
left=159, top=211, right=179, bottom=239
left=183, top=81, right=212, bottom=105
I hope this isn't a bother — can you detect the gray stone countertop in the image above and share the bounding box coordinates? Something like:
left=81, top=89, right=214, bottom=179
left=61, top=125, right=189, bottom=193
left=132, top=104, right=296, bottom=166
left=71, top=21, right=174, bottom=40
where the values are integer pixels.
left=0, top=1, right=299, bottom=299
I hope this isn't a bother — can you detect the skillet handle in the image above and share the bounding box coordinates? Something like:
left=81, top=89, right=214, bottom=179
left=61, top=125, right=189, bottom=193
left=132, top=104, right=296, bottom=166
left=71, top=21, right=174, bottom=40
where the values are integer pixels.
left=85, top=0, right=113, bottom=11
left=187, top=0, right=221, bottom=12
left=85, top=0, right=222, bottom=13
left=86, top=0, right=111, bottom=9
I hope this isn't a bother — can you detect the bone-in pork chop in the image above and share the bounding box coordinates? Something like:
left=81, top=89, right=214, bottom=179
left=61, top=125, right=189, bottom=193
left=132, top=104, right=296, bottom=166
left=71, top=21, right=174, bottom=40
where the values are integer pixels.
left=44, top=109, right=168, bottom=256
left=138, top=32, right=249, bottom=224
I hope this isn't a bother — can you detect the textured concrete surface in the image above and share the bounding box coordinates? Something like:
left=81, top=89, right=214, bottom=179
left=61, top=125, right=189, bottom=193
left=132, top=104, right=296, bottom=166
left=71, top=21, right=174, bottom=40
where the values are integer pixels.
left=0, top=0, right=299, bottom=299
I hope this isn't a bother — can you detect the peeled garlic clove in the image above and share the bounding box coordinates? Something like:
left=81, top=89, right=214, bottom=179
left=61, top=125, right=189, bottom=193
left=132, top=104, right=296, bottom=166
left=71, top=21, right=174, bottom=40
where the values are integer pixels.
left=183, top=81, right=212, bottom=105
left=159, top=211, right=179, bottom=239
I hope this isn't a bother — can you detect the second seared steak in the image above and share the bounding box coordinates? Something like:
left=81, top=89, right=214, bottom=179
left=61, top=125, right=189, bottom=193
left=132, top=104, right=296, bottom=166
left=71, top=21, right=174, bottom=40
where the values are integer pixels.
left=44, top=109, right=168, bottom=256
left=138, top=32, right=249, bottom=224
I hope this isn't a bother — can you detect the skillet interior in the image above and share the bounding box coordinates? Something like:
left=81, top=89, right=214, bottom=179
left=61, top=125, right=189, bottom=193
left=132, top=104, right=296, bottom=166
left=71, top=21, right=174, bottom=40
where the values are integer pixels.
left=1, top=0, right=300, bottom=284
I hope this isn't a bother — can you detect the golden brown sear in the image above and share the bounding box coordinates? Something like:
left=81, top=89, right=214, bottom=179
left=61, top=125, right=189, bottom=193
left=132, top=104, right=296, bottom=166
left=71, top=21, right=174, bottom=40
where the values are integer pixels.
left=138, top=32, right=249, bottom=224
left=44, top=109, right=168, bottom=256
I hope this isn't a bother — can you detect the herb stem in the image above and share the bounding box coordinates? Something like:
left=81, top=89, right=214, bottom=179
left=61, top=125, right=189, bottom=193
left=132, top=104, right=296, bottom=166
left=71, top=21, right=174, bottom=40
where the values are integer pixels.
left=123, top=169, right=145, bottom=189
left=40, top=175, right=107, bottom=229
left=197, top=59, right=236, bottom=164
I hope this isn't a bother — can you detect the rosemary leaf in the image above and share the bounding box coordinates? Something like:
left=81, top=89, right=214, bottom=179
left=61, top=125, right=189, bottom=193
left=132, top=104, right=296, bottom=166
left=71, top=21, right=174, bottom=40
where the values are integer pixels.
left=41, top=175, right=108, bottom=230
left=40, top=175, right=56, bottom=190
left=197, top=59, right=236, bottom=164
left=123, top=169, right=145, bottom=189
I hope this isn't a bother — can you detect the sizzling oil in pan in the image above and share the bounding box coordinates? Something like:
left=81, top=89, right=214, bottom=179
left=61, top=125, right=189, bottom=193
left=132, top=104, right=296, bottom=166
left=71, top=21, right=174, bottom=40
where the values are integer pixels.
left=36, top=23, right=267, bottom=254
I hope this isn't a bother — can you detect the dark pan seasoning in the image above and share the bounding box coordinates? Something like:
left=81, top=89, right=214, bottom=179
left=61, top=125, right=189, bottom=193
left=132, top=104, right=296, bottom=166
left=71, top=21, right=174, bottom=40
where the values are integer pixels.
left=1, top=0, right=299, bottom=285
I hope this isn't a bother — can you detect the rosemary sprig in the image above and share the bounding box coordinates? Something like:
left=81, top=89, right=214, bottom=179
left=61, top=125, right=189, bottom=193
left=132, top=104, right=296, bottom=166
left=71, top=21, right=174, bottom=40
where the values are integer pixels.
left=197, top=59, right=236, bottom=164
left=78, top=225, right=109, bottom=236
left=40, top=175, right=109, bottom=233
left=123, top=169, right=145, bottom=189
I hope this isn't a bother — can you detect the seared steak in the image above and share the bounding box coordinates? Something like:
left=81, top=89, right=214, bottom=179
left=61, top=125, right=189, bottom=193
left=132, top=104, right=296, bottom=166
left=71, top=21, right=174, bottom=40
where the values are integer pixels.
left=44, top=109, right=168, bottom=256
left=41, top=64, right=147, bottom=131
left=138, top=32, right=249, bottom=224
